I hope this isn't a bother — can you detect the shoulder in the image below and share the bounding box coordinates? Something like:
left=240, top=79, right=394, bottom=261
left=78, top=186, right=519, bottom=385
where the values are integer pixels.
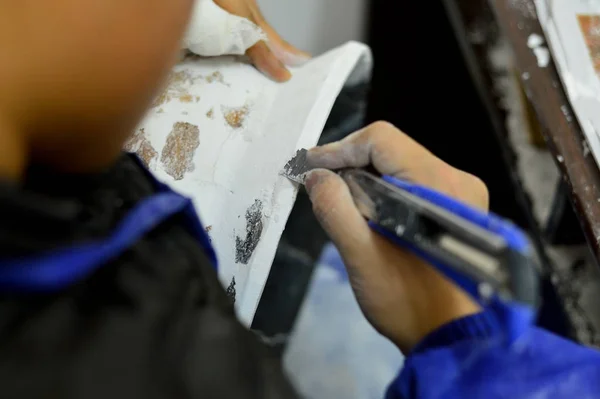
left=388, top=324, right=600, bottom=399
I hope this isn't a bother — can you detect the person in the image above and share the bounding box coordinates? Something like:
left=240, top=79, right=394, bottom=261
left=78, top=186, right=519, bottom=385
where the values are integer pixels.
left=0, top=1, right=599, bottom=399
left=306, top=125, right=600, bottom=398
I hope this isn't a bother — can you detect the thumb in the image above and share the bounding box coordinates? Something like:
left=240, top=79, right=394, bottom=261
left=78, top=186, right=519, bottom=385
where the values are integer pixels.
left=305, top=169, right=372, bottom=259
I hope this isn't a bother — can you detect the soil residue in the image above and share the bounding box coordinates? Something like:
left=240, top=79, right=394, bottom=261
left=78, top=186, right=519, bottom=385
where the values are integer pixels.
left=222, top=105, right=249, bottom=129
left=137, top=140, right=158, bottom=168
left=123, top=129, right=144, bottom=152
left=152, top=93, right=171, bottom=108
left=152, top=70, right=200, bottom=108
left=206, top=108, right=214, bottom=119
left=179, top=94, right=193, bottom=103
left=206, top=71, right=227, bottom=85
left=160, top=122, right=200, bottom=180
left=235, top=199, right=264, bottom=264
left=578, top=15, right=600, bottom=75
left=124, top=128, right=158, bottom=168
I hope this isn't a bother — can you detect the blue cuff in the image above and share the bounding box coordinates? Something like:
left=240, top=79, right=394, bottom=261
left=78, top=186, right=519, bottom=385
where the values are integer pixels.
left=411, top=310, right=502, bottom=355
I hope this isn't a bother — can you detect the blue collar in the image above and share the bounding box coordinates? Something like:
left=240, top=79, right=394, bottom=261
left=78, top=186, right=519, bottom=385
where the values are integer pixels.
left=0, top=157, right=216, bottom=293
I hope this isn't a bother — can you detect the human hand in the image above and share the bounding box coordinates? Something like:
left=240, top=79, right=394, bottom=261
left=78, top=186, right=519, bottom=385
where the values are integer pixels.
left=305, top=122, right=489, bottom=353
left=213, top=0, right=310, bottom=82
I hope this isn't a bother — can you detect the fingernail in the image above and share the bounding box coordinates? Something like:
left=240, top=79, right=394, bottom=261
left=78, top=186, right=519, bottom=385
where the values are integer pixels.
left=279, top=61, right=292, bottom=80
left=280, top=50, right=311, bottom=67
left=270, top=57, right=292, bottom=81
left=257, top=62, right=291, bottom=82
left=268, top=42, right=311, bottom=67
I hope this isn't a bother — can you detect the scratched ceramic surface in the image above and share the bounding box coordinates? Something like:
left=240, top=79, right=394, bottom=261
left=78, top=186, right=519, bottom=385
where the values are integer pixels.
left=132, top=42, right=372, bottom=325
left=534, top=0, right=600, bottom=168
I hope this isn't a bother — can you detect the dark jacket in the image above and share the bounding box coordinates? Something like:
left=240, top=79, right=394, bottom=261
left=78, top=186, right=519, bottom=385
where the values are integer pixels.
left=4, top=154, right=600, bottom=399
left=0, top=155, right=298, bottom=399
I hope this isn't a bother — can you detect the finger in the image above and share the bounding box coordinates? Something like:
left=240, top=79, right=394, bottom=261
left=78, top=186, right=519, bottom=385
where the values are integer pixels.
left=246, top=41, right=291, bottom=82
left=305, top=168, right=417, bottom=291
left=307, top=122, right=490, bottom=209
left=249, top=5, right=311, bottom=66
left=305, top=169, right=375, bottom=260
left=307, top=121, right=435, bottom=175
left=307, top=121, right=453, bottom=193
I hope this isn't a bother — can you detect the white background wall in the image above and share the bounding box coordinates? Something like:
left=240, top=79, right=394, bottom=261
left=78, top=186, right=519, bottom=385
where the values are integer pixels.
left=258, top=0, right=368, bottom=56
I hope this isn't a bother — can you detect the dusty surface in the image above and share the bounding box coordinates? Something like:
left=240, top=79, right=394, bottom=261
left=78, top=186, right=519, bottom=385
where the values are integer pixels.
left=123, top=128, right=144, bottom=152
left=170, top=70, right=197, bottom=86
left=152, top=70, right=201, bottom=108
left=137, top=141, right=158, bottom=168
left=206, top=71, right=227, bottom=85
left=160, top=122, right=200, bottom=180
left=123, top=128, right=158, bottom=167
left=235, top=199, right=264, bottom=264
left=222, top=105, right=249, bottom=129
left=179, top=94, right=194, bottom=103
left=152, top=92, right=172, bottom=108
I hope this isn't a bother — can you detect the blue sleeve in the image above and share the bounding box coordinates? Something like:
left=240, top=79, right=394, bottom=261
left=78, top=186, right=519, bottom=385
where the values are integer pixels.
left=386, top=310, right=600, bottom=399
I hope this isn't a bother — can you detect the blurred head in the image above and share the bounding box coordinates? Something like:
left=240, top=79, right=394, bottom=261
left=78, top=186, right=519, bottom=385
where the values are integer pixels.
left=0, top=0, right=194, bottom=173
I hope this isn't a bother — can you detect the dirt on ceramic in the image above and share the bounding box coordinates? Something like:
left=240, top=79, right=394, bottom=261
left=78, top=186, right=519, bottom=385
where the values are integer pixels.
left=235, top=199, right=264, bottom=264
left=160, top=122, right=200, bottom=180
